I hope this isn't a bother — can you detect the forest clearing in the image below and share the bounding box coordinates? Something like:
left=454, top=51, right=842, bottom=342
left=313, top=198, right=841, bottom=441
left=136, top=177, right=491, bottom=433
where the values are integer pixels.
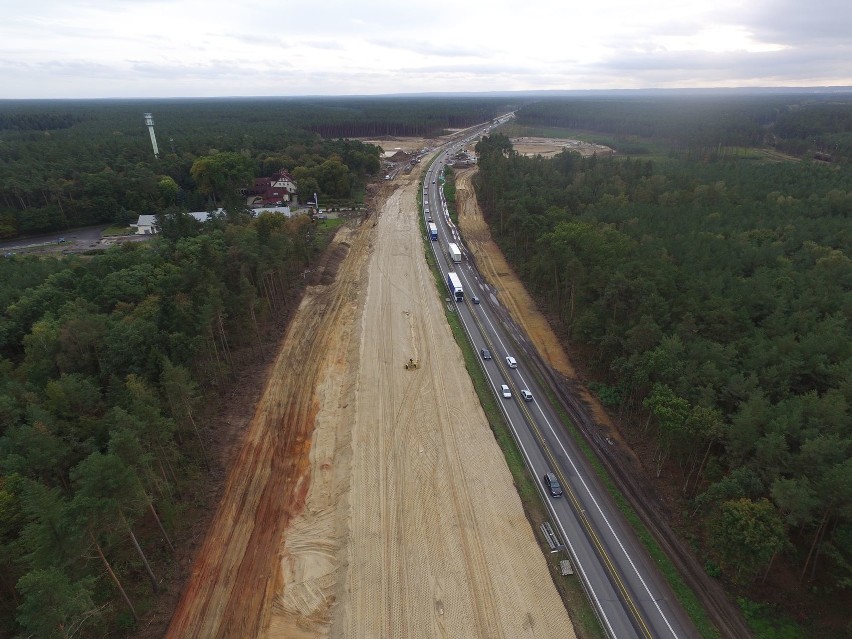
left=163, top=161, right=575, bottom=638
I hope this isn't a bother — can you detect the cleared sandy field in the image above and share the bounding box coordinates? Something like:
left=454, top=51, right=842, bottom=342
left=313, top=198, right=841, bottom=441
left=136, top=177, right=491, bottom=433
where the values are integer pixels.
left=269, top=171, right=575, bottom=637
left=364, top=135, right=612, bottom=160
left=510, top=137, right=614, bottom=158
left=361, top=136, right=435, bottom=155
left=165, top=165, right=575, bottom=638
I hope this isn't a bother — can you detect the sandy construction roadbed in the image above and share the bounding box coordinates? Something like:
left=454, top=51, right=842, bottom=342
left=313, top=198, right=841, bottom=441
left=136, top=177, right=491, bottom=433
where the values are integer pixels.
left=166, top=169, right=575, bottom=638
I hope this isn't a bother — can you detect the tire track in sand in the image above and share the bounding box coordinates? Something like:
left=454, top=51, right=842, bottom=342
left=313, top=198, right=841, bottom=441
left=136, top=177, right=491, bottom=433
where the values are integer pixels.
left=415, top=266, right=505, bottom=639
left=348, top=171, right=568, bottom=638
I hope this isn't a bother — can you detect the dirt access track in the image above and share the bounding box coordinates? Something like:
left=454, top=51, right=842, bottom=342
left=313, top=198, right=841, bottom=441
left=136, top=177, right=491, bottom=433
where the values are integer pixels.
left=164, top=155, right=575, bottom=636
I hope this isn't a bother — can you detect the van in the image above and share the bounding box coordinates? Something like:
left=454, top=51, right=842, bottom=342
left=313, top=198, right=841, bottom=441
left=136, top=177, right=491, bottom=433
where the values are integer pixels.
left=543, top=473, right=563, bottom=498
left=506, top=356, right=518, bottom=369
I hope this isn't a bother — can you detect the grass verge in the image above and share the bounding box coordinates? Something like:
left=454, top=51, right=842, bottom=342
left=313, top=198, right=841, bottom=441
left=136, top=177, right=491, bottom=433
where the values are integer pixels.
left=101, top=225, right=134, bottom=236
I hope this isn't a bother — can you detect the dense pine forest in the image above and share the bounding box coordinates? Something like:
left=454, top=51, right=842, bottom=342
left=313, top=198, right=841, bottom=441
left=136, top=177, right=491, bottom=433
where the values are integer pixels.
left=0, top=216, right=328, bottom=636
left=515, top=92, right=852, bottom=161
left=475, top=94, right=851, bottom=637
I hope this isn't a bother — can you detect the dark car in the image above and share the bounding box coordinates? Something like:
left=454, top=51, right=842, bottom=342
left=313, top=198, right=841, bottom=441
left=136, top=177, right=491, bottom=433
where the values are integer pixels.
left=481, top=348, right=492, bottom=360
left=543, top=473, right=563, bottom=498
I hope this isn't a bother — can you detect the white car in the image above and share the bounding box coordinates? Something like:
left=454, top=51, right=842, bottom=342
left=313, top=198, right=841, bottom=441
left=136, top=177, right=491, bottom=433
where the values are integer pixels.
left=501, top=384, right=512, bottom=399
left=520, top=389, right=533, bottom=402
left=506, top=356, right=518, bottom=369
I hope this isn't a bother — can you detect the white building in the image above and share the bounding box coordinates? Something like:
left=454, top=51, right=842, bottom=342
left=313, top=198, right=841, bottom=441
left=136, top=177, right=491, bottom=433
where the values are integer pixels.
left=133, top=214, right=157, bottom=234
left=133, top=207, right=292, bottom=235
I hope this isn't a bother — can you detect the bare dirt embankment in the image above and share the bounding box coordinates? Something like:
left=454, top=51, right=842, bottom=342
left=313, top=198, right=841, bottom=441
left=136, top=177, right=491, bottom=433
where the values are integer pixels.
left=163, top=218, right=368, bottom=638
left=165, top=165, right=575, bottom=637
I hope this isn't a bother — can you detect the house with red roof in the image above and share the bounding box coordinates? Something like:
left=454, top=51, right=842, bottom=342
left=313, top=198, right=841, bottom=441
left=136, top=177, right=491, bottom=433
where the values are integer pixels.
left=243, top=169, right=298, bottom=208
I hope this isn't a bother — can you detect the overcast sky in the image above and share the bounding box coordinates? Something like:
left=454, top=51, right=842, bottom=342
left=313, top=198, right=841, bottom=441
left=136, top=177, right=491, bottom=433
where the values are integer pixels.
left=1, top=0, right=849, bottom=99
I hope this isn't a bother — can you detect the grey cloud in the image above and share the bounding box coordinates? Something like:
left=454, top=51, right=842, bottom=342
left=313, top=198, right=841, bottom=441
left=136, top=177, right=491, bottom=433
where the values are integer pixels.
left=587, top=44, right=852, bottom=86
left=226, top=32, right=294, bottom=47
left=127, top=58, right=298, bottom=80
left=396, top=61, right=541, bottom=77
left=729, top=0, right=852, bottom=45
left=301, top=40, right=345, bottom=51
left=368, top=38, right=487, bottom=59
left=272, top=1, right=430, bottom=35
left=0, top=58, right=131, bottom=97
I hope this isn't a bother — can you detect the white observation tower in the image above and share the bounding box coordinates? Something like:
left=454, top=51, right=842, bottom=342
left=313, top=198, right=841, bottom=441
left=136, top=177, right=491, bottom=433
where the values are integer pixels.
left=144, top=113, right=160, bottom=158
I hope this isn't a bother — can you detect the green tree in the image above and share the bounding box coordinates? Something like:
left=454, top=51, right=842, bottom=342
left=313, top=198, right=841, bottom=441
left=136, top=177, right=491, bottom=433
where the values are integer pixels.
left=316, top=156, right=351, bottom=199
left=190, top=152, right=254, bottom=206
left=160, top=358, right=207, bottom=469
left=43, top=374, right=103, bottom=421
left=55, top=301, right=107, bottom=377
left=642, top=383, right=690, bottom=476
left=709, top=498, right=787, bottom=584
left=157, top=207, right=203, bottom=239
left=20, top=316, right=61, bottom=389
left=70, top=452, right=159, bottom=594
left=17, top=480, right=79, bottom=571
left=291, top=166, right=320, bottom=204
left=157, top=176, right=179, bottom=206
left=1, top=420, right=72, bottom=490
left=0, top=473, right=25, bottom=610
left=15, top=567, right=99, bottom=639
left=683, top=405, right=726, bottom=495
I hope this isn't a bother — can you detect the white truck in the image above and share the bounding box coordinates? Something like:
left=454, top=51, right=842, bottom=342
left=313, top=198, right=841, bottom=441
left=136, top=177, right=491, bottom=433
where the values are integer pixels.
left=448, top=242, right=461, bottom=263
left=446, top=272, right=464, bottom=302
left=427, top=222, right=438, bottom=241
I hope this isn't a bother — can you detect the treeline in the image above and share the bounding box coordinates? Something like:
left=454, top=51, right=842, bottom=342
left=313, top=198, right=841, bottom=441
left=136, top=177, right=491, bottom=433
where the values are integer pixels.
left=772, top=102, right=852, bottom=159
left=0, top=96, right=514, bottom=238
left=474, top=134, right=850, bottom=631
left=0, top=111, right=82, bottom=132
left=302, top=97, right=510, bottom=138
left=515, top=93, right=852, bottom=161
left=0, top=211, right=327, bottom=637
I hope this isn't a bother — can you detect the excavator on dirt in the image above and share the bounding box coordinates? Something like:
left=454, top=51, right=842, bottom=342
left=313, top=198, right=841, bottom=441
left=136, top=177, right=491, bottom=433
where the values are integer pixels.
left=404, top=358, right=418, bottom=370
